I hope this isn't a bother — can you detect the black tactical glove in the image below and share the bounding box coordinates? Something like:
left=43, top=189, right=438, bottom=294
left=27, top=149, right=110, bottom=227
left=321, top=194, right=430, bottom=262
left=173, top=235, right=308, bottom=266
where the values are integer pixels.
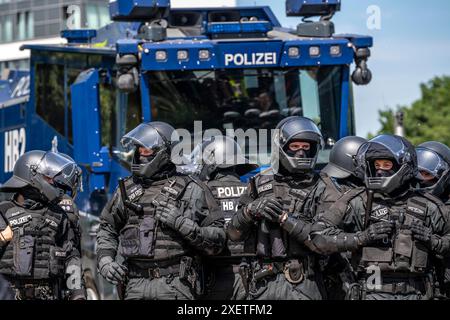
left=357, top=221, right=394, bottom=246
left=245, top=198, right=284, bottom=222
left=260, top=199, right=284, bottom=223
left=410, top=221, right=432, bottom=243
left=98, top=256, right=127, bottom=285
left=409, top=221, right=447, bottom=253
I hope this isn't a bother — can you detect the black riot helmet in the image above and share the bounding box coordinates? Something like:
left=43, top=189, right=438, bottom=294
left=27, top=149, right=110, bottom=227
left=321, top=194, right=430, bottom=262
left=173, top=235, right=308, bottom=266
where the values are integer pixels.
left=416, top=141, right=450, bottom=197
left=322, top=136, right=367, bottom=179
left=181, top=135, right=258, bottom=181
left=271, top=116, right=324, bottom=174
left=0, top=150, right=81, bottom=203
left=418, top=141, right=450, bottom=164
left=120, top=121, right=178, bottom=180
left=356, top=135, right=418, bottom=194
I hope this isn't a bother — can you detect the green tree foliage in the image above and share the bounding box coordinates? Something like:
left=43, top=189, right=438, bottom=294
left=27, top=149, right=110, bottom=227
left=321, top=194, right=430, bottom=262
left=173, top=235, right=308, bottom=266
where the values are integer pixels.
left=370, top=76, right=450, bottom=146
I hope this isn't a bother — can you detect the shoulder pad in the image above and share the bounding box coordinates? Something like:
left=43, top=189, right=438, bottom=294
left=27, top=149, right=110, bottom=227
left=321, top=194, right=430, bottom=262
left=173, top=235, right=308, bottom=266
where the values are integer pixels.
left=417, top=191, right=448, bottom=215
left=254, top=172, right=274, bottom=186
left=0, top=201, right=15, bottom=215
left=4, top=206, right=26, bottom=219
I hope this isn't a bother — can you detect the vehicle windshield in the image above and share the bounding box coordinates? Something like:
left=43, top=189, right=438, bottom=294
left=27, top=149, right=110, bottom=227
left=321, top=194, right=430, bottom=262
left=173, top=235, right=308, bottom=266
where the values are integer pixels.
left=145, top=66, right=350, bottom=167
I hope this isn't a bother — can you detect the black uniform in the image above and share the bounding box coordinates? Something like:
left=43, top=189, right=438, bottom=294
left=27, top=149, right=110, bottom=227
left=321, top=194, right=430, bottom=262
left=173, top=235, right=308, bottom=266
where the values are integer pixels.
left=0, top=199, right=81, bottom=300
left=311, top=188, right=450, bottom=300
left=202, top=171, right=248, bottom=300
left=96, top=174, right=226, bottom=300
left=228, top=169, right=327, bottom=300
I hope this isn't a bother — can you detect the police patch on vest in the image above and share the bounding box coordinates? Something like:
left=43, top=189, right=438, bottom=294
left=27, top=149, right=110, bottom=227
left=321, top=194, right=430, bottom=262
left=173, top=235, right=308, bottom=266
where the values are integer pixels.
left=257, top=183, right=273, bottom=194
left=372, top=206, right=389, bottom=219
left=220, top=200, right=239, bottom=212
left=128, top=185, right=144, bottom=201
left=9, top=214, right=32, bottom=227
left=289, top=188, right=309, bottom=199
left=216, top=186, right=246, bottom=199
left=45, top=219, right=58, bottom=228
left=60, top=199, right=72, bottom=206
left=407, top=206, right=424, bottom=215
left=162, top=186, right=180, bottom=199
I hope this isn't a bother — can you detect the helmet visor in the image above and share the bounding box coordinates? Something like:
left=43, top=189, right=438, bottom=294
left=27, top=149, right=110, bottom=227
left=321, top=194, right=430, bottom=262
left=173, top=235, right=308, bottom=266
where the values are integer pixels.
left=37, top=152, right=77, bottom=179
left=417, top=148, right=449, bottom=179
left=365, top=135, right=407, bottom=163
left=121, top=123, right=172, bottom=151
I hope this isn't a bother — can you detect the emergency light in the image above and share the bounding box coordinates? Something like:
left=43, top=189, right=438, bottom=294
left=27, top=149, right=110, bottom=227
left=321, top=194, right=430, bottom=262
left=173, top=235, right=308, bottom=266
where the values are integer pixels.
left=205, top=21, right=272, bottom=35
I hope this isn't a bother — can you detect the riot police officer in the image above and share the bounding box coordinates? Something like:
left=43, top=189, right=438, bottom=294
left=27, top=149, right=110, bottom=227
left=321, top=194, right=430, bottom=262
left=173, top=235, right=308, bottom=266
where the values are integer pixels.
left=310, top=135, right=450, bottom=300
left=185, top=135, right=257, bottom=300
left=416, top=142, right=450, bottom=202
left=96, top=122, right=226, bottom=300
left=416, top=141, right=450, bottom=298
left=228, top=116, right=327, bottom=300
left=0, top=150, right=85, bottom=300
left=318, top=136, right=367, bottom=300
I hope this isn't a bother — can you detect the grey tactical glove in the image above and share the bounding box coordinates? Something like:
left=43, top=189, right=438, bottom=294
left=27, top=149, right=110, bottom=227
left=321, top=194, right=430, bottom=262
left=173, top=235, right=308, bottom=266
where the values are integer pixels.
left=155, top=200, right=182, bottom=230
left=98, top=256, right=127, bottom=285
left=357, top=221, right=394, bottom=246
left=155, top=201, right=197, bottom=239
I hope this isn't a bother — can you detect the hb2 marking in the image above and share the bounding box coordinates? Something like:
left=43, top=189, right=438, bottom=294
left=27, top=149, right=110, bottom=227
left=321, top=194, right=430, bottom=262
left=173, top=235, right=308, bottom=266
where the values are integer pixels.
left=4, top=128, right=26, bottom=173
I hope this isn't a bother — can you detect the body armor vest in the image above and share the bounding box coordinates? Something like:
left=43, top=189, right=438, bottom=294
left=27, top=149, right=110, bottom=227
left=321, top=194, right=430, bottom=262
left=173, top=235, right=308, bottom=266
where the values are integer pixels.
left=244, top=172, right=320, bottom=259
left=359, top=193, right=434, bottom=275
left=207, top=176, right=247, bottom=257
left=0, top=204, right=67, bottom=280
left=118, top=176, right=194, bottom=266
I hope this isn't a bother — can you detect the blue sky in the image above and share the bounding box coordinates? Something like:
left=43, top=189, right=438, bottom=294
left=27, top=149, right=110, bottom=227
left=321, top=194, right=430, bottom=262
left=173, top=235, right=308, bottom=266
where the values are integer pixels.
left=239, top=0, right=450, bottom=137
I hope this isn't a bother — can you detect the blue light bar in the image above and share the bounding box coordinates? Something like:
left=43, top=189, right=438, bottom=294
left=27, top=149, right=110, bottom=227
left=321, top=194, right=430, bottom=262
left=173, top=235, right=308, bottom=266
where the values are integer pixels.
left=206, top=21, right=272, bottom=35
left=61, top=29, right=97, bottom=44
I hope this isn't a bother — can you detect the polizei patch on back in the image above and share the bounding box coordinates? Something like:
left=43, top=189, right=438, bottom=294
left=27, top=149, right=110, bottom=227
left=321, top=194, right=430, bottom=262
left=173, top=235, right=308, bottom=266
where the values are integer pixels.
left=216, top=186, right=246, bottom=199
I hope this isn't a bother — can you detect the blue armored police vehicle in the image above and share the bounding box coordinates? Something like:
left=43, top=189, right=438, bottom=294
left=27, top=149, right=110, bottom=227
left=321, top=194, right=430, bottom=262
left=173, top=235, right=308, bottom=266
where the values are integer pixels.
left=0, top=0, right=373, bottom=299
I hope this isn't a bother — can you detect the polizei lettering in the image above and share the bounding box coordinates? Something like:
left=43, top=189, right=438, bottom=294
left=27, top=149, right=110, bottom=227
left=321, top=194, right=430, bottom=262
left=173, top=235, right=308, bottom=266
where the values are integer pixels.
left=216, top=186, right=246, bottom=199
left=9, top=214, right=32, bottom=227
left=224, top=52, right=277, bottom=66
